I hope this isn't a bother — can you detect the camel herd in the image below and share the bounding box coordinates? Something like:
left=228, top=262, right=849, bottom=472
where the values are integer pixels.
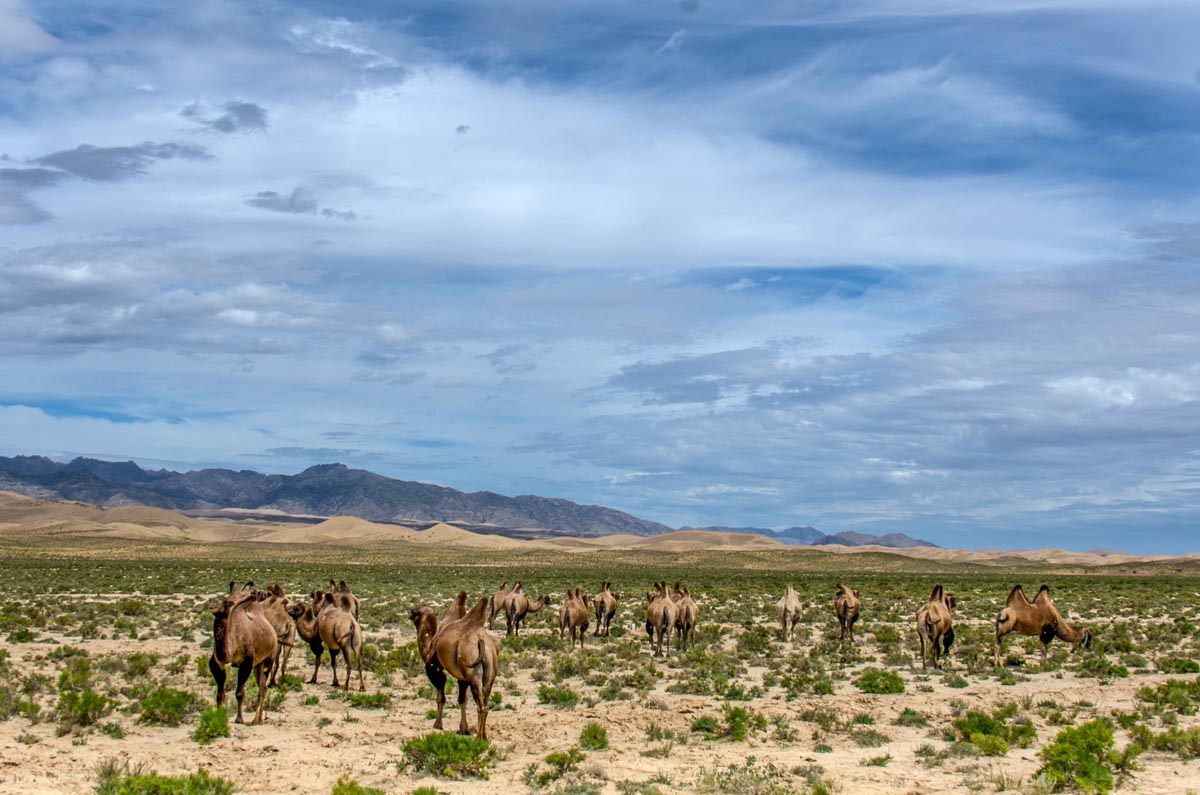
left=207, top=577, right=1093, bottom=739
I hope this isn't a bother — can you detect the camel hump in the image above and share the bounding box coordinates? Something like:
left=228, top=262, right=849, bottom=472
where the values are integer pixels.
left=930, top=584, right=944, bottom=602
left=465, top=597, right=488, bottom=625
left=1006, top=584, right=1026, bottom=605
left=514, top=582, right=524, bottom=593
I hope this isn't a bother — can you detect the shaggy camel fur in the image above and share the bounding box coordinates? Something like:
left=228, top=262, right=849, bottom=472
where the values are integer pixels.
left=835, top=583, right=862, bottom=644
left=994, top=584, right=1092, bottom=666
left=593, top=582, right=619, bottom=637
left=559, top=588, right=591, bottom=649
left=505, top=589, right=553, bottom=637
left=488, top=582, right=517, bottom=627
left=777, top=584, right=801, bottom=642
left=917, top=584, right=956, bottom=670
left=253, top=584, right=296, bottom=687
left=288, top=590, right=364, bottom=689
left=326, top=578, right=360, bottom=619
left=645, top=581, right=677, bottom=658
left=671, top=582, right=698, bottom=652
left=409, top=593, right=498, bottom=740
left=209, top=581, right=278, bottom=725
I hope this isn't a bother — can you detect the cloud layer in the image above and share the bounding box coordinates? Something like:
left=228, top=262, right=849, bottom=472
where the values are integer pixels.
left=1, top=0, right=1199, bottom=552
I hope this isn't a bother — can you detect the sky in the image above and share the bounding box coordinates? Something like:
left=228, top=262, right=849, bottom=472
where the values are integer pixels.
left=2, top=1, right=1199, bottom=553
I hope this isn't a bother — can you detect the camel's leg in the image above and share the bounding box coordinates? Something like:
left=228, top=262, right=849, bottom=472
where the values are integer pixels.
left=209, top=655, right=227, bottom=707
left=234, top=659, right=252, bottom=724
left=276, top=637, right=291, bottom=687
left=356, top=647, right=365, bottom=692
left=919, top=632, right=929, bottom=669
left=308, top=641, right=323, bottom=684
left=252, top=659, right=270, bottom=725
left=329, top=644, right=341, bottom=688
left=424, top=663, right=447, bottom=730
left=994, top=627, right=1004, bottom=667
left=341, top=646, right=353, bottom=689
left=456, top=680, right=470, bottom=735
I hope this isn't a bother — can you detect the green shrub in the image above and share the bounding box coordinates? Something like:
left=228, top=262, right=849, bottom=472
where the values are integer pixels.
left=139, top=687, right=200, bottom=726
left=7, top=628, right=35, bottom=643
left=193, top=707, right=229, bottom=745
left=537, top=684, right=579, bottom=708
left=401, top=732, right=496, bottom=779
left=580, top=722, right=609, bottom=750
left=93, top=761, right=234, bottom=795
left=125, top=652, right=160, bottom=679
left=855, top=669, right=904, bottom=694
left=330, top=776, right=384, bottom=795
left=722, top=704, right=766, bottom=741
left=58, top=689, right=113, bottom=732
left=1157, top=657, right=1200, bottom=674
left=346, top=691, right=391, bottom=709
left=1037, top=719, right=1120, bottom=794
left=691, top=715, right=721, bottom=740
left=894, top=708, right=928, bottom=727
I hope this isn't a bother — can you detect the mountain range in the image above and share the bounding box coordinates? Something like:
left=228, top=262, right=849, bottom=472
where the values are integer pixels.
left=0, top=455, right=936, bottom=547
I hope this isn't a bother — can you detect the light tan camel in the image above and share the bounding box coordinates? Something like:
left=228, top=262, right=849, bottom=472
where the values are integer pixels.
left=208, top=581, right=278, bottom=725
left=671, top=582, right=698, bottom=652
left=488, top=582, right=517, bottom=627
left=835, top=583, right=861, bottom=643
left=645, top=581, right=677, bottom=658
left=326, top=578, right=360, bottom=619
left=917, top=584, right=956, bottom=670
left=559, top=588, right=591, bottom=649
left=777, top=584, right=801, bottom=642
left=505, top=589, right=553, bottom=637
left=253, top=584, right=296, bottom=687
left=994, top=584, right=1092, bottom=666
left=409, top=593, right=498, bottom=740
left=593, top=582, right=619, bottom=637
left=288, top=590, right=364, bottom=690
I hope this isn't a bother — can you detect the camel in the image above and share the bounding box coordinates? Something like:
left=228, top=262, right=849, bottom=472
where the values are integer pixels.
left=776, top=584, right=801, bottom=642
left=253, top=584, right=296, bottom=687
left=488, top=582, right=517, bottom=628
left=208, top=581, right=278, bottom=725
left=559, top=588, right=590, bottom=649
left=917, top=584, right=956, bottom=670
left=993, top=584, right=1093, bottom=666
left=671, top=582, right=698, bottom=652
left=505, top=589, right=553, bottom=637
left=287, top=590, right=364, bottom=690
left=326, top=578, right=360, bottom=619
left=835, top=583, right=861, bottom=644
left=409, top=593, right=498, bottom=740
left=593, top=582, right=619, bottom=637
left=645, top=582, right=677, bottom=658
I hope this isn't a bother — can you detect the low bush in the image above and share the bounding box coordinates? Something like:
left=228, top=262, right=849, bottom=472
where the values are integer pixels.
left=1037, top=719, right=1137, bottom=794
left=580, top=722, right=609, bottom=750
left=855, top=669, right=904, bottom=694
left=537, top=684, right=580, bottom=708
left=139, top=686, right=200, bottom=726
left=94, top=760, right=234, bottom=795
left=400, top=732, right=496, bottom=779
left=192, top=707, right=229, bottom=745
left=330, top=776, right=384, bottom=795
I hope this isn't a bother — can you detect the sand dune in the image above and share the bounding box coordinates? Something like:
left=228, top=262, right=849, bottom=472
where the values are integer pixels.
left=0, top=491, right=1193, bottom=562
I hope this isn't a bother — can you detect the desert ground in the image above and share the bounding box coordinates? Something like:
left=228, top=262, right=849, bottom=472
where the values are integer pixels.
left=0, top=491, right=1197, bottom=795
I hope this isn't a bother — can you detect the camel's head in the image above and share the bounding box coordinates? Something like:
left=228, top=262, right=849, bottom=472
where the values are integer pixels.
left=337, top=580, right=351, bottom=593
left=944, top=594, right=957, bottom=610
left=408, top=605, right=434, bottom=627
left=286, top=602, right=307, bottom=620
left=212, top=581, right=253, bottom=616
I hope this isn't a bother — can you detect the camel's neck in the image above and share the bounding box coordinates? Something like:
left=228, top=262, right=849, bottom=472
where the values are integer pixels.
left=295, top=607, right=318, bottom=640
left=528, top=598, right=547, bottom=612
left=1055, top=618, right=1086, bottom=644
left=416, top=613, right=438, bottom=663
left=212, top=614, right=230, bottom=664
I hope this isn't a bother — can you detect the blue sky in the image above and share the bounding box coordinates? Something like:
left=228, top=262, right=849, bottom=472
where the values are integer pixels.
left=2, top=0, right=1199, bottom=553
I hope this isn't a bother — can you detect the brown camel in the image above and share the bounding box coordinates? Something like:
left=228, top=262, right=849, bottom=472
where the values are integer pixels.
left=208, top=581, right=278, bottom=725
left=993, top=584, right=1092, bottom=666
left=593, top=581, right=619, bottom=637
left=917, top=584, right=956, bottom=670
left=835, top=583, right=861, bottom=644
left=409, top=593, right=498, bottom=740
left=326, top=578, right=360, bottom=619
left=288, top=590, right=364, bottom=690
left=488, top=582, right=517, bottom=628
left=253, top=584, right=296, bottom=687
left=505, top=589, right=553, bottom=637
left=645, top=581, right=677, bottom=658
left=776, top=584, right=801, bottom=642
left=559, top=588, right=591, bottom=649
left=671, top=582, right=698, bottom=652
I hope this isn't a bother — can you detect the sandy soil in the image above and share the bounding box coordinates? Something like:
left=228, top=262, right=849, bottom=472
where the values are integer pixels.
left=1, top=622, right=1197, bottom=795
